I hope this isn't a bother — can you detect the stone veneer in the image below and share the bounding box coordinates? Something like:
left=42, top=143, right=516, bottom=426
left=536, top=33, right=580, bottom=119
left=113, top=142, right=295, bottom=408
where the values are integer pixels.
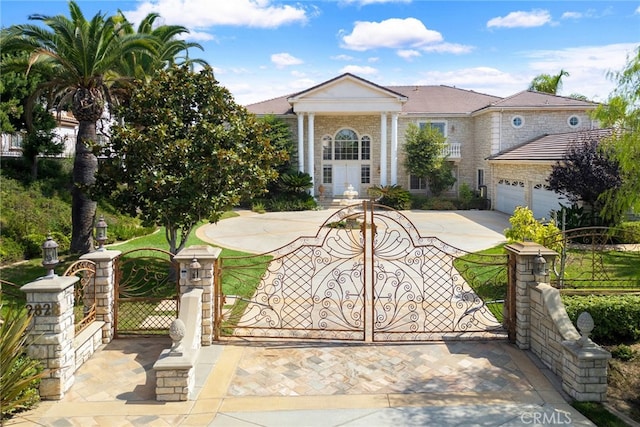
left=505, top=241, right=611, bottom=402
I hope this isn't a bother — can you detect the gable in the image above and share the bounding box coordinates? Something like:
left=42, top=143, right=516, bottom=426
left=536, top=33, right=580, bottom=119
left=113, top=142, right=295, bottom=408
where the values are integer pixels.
left=287, top=73, right=406, bottom=114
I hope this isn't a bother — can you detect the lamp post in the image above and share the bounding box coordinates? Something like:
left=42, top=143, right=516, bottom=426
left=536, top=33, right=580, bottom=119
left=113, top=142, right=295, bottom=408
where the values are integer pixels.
left=533, top=250, right=547, bottom=282
left=189, top=258, right=202, bottom=283
left=42, top=234, right=59, bottom=278
left=95, top=216, right=108, bottom=251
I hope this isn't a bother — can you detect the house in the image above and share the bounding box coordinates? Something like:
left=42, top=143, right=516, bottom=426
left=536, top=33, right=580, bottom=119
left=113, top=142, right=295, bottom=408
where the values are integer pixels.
left=246, top=73, right=601, bottom=217
left=1, top=110, right=79, bottom=158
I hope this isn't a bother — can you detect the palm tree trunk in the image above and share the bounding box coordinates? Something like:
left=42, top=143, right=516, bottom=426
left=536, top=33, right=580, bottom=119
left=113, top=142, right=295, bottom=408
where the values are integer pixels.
left=70, top=120, right=98, bottom=254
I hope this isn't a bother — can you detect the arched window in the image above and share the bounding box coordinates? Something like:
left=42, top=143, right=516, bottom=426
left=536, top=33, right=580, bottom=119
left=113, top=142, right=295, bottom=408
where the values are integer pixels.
left=334, top=129, right=359, bottom=160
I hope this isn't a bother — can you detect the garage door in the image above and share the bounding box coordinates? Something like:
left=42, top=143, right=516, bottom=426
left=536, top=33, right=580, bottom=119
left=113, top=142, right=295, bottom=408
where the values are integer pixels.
left=496, top=179, right=525, bottom=215
left=531, top=184, right=567, bottom=220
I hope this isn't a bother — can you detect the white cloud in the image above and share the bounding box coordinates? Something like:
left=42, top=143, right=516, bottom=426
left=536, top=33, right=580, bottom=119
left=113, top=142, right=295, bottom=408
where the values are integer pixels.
left=561, top=11, right=583, bottom=20
left=414, top=67, right=528, bottom=96
left=636, top=6, right=640, bottom=15
left=522, top=43, right=637, bottom=100
left=397, top=49, right=421, bottom=60
left=339, top=65, right=378, bottom=75
left=340, top=18, right=442, bottom=51
left=331, top=54, right=355, bottom=61
left=340, top=0, right=411, bottom=5
left=368, top=57, right=380, bottom=63
left=487, top=10, right=552, bottom=28
left=122, top=0, right=308, bottom=31
left=271, top=53, right=303, bottom=68
left=421, top=42, right=474, bottom=54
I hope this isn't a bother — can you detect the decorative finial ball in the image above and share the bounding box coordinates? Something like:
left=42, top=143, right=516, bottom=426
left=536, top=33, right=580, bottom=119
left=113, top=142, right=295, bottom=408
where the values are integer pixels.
left=169, top=318, right=186, bottom=342
left=577, top=311, right=594, bottom=336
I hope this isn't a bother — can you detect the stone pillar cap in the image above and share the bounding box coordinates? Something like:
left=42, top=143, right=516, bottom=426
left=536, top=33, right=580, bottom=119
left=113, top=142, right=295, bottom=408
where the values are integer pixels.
left=174, top=245, right=221, bottom=262
left=504, top=241, right=558, bottom=257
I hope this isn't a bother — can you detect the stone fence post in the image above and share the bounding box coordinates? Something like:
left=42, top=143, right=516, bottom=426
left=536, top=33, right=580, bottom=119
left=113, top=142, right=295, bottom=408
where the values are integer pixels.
left=80, top=250, right=121, bottom=343
left=174, top=245, right=221, bottom=346
left=504, top=241, right=557, bottom=349
left=21, top=276, right=77, bottom=400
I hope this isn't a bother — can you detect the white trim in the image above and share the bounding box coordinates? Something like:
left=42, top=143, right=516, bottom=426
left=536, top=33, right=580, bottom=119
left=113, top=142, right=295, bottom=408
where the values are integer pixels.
left=391, top=113, right=398, bottom=185
left=511, top=115, right=524, bottom=129
left=297, top=114, right=304, bottom=172
left=307, top=113, right=315, bottom=188
left=380, top=113, right=387, bottom=186
left=567, top=115, right=580, bottom=128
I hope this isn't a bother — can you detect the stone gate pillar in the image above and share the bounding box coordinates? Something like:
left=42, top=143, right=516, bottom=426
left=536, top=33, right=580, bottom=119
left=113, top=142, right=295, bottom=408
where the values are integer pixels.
left=21, top=276, right=77, bottom=400
left=174, top=245, right=221, bottom=346
left=504, top=241, right=557, bottom=350
left=80, top=250, right=121, bottom=343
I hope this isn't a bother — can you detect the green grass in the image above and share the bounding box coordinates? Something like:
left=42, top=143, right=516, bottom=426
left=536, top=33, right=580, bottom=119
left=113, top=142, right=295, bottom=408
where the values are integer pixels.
left=559, top=249, right=640, bottom=289
left=453, top=245, right=508, bottom=321
left=571, top=402, right=630, bottom=427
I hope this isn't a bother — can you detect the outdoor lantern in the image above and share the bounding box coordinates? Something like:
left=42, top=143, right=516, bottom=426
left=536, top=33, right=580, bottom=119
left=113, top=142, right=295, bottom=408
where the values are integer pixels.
left=189, top=258, right=202, bottom=282
left=42, top=234, right=59, bottom=278
left=533, top=250, right=547, bottom=276
left=95, top=216, right=108, bottom=251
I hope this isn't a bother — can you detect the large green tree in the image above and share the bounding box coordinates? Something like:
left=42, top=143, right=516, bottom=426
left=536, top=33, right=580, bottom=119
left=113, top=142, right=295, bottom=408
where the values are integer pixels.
left=403, top=122, right=455, bottom=196
left=97, top=65, right=285, bottom=254
left=594, top=46, right=640, bottom=219
left=1, top=1, right=158, bottom=253
left=0, top=56, right=61, bottom=179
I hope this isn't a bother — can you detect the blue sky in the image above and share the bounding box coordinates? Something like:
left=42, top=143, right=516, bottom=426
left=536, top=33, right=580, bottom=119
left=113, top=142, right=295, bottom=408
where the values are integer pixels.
left=1, top=1, right=639, bottom=105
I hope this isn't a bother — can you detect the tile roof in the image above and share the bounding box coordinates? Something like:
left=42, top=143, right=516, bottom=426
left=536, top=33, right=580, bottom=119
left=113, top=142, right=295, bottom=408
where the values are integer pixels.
left=245, top=85, right=501, bottom=115
left=485, top=90, right=598, bottom=109
left=243, top=76, right=597, bottom=116
left=487, top=128, right=614, bottom=162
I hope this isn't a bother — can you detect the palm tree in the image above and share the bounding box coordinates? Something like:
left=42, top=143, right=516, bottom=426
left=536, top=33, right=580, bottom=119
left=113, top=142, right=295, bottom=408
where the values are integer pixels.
left=1, top=1, right=157, bottom=253
left=116, top=11, right=207, bottom=80
left=529, top=69, right=570, bottom=95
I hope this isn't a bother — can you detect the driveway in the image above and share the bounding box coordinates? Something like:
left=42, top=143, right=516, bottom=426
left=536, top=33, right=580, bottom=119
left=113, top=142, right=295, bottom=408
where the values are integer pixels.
left=196, top=208, right=512, bottom=254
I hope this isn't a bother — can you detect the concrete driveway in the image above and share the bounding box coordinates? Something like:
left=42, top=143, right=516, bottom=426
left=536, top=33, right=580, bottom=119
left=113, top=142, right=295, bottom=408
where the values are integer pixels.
left=196, top=208, right=512, bottom=254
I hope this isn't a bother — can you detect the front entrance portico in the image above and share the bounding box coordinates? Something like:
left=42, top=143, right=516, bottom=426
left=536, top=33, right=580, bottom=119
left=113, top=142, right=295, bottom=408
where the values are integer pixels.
left=288, top=74, right=406, bottom=196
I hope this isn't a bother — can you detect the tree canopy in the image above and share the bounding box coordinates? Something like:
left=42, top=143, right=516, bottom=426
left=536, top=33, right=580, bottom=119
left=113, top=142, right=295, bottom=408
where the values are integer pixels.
left=594, top=46, right=640, bottom=219
left=547, top=134, right=622, bottom=223
left=403, top=122, right=455, bottom=196
left=97, top=65, right=286, bottom=254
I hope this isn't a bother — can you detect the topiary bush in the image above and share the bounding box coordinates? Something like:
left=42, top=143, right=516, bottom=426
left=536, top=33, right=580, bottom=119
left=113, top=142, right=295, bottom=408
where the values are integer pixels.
left=562, top=294, right=640, bottom=344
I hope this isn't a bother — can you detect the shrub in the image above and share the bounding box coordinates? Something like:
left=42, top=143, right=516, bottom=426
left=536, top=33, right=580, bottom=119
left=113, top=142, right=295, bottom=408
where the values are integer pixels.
left=251, top=202, right=266, bottom=214
left=505, top=206, right=563, bottom=252
left=0, top=237, right=23, bottom=264
left=611, top=344, right=637, bottom=361
left=422, top=198, right=457, bottom=210
left=0, top=306, right=45, bottom=420
left=458, top=183, right=474, bottom=209
left=410, top=194, right=429, bottom=209
left=368, top=185, right=411, bottom=210
left=562, top=294, right=640, bottom=344
left=618, top=221, right=640, bottom=244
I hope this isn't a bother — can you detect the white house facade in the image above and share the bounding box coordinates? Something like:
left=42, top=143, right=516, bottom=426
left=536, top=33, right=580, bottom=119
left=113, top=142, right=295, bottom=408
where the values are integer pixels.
left=247, top=73, right=600, bottom=217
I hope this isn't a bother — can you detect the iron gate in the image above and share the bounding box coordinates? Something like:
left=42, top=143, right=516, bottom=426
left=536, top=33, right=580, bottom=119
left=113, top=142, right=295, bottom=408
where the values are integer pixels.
left=114, top=248, right=179, bottom=337
left=216, top=202, right=508, bottom=342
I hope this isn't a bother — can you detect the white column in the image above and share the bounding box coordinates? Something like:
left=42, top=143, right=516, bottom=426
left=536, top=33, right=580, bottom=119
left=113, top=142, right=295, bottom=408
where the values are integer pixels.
left=307, top=113, right=315, bottom=189
left=390, top=113, right=398, bottom=185
left=297, top=113, right=305, bottom=172
left=380, top=113, right=387, bottom=186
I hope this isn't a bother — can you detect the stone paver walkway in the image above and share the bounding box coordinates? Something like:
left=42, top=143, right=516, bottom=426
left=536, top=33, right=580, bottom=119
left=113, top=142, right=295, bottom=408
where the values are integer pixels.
left=6, top=338, right=594, bottom=426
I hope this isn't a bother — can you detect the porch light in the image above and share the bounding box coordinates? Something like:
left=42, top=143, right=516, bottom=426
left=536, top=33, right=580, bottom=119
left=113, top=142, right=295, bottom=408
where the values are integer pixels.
left=533, top=250, right=547, bottom=276
left=189, top=258, right=202, bottom=282
left=95, top=216, right=108, bottom=251
left=42, top=234, right=59, bottom=278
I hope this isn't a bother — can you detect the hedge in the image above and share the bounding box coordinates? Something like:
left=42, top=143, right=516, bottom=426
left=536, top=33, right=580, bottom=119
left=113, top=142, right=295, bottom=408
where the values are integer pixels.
left=562, top=294, right=640, bottom=344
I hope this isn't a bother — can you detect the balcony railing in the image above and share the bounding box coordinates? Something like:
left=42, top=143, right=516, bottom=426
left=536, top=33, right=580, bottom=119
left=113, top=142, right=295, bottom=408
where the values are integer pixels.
left=441, top=142, right=461, bottom=159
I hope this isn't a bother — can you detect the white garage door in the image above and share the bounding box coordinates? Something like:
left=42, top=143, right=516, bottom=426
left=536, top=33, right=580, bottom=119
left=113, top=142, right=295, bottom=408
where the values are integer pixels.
left=532, top=184, right=567, bottom=220
left=496, top=179, right=526, bottom=215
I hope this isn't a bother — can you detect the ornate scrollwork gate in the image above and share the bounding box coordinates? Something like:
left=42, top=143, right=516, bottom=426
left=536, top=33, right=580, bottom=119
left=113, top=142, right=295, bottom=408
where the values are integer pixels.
left=114, top=248, right=179, bottom=337
left=216, top=202, right=508, bottom=342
